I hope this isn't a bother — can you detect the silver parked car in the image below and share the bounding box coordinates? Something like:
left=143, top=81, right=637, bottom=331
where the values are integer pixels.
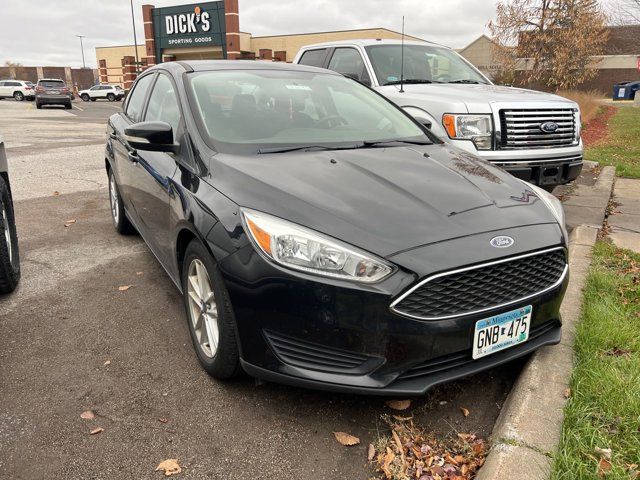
left=35, top=78, right=72, bottom=109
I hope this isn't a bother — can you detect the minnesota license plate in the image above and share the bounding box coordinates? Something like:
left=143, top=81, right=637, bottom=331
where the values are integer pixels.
left=472, top=305, right=532, bottom=359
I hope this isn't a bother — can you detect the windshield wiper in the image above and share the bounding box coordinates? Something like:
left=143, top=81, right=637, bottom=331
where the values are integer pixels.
left=383, top=79, right=436, bottom=86
left=257, top=145, right=360, bottom=154
left=361, top=139, right=431, bottom=147
left=447, top=79, right=483, bottom=84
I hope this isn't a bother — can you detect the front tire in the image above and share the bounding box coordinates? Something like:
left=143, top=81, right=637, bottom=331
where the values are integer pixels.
left=13, top=92, right=24, bottom=101
left=107, top=93, right=116, bottom=102
left=108, top=169, right=134, bottom=234
left=182, top=240, right=240, bottom=379
left=65, top=102, right=72, bottom=110
left=81, top=94, right=90, bottom=102
left=0, top=176, right=20, bottom=294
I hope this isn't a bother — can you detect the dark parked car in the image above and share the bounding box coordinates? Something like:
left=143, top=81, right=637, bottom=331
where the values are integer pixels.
left=105, top=61, right=569, bottom=395
left=35, top=78, right=72, bottom=109
left=0, top=134, right=20, bottom=293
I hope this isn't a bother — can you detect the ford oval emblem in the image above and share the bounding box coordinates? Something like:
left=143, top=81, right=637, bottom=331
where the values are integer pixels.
left=540, top=121, right=559, bottom=133
left=490, top=236, right=515, bottom=248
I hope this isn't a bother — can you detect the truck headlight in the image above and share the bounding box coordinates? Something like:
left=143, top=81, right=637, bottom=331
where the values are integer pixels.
left=241, top=209, right=394, bottom=283
left=442, top=114, right=493, bottom=150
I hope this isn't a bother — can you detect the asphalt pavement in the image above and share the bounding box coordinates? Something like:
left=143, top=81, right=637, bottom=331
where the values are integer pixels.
left=0, top=99, right=526, bottom=479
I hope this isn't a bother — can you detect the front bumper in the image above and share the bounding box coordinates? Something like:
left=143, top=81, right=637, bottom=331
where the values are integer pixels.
left=218, top=223, right=568, bottom=395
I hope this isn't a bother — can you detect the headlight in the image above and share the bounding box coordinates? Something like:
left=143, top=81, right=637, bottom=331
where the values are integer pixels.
left=241, top=209, right=394, bottom=283
left=574, top=108, right=582, bottom=142
left=442, top=114, right=493, bottom=150
left=527, top=183, right=566, bottom=229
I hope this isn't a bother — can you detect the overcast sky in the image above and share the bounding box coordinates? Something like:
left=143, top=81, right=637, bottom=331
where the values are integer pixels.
left=0, top=0, right=577, bottom=69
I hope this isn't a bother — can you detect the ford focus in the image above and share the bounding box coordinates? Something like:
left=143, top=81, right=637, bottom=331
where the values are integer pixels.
left=105, top=61, right=568, bottom=395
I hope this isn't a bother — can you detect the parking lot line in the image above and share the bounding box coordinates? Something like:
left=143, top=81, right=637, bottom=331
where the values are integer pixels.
left=73, top=104, right=84, bottom=111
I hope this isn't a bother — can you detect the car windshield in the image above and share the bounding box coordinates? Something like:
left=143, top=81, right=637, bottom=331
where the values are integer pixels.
left=365, top=44, right=489, bottom=86
left=187, top=69, right=430, bottom=153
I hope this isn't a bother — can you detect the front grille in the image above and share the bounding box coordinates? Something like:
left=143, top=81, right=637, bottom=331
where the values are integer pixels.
left=264, top=330, right=381, bottom=374
left=499, top=109, right=577, bottom=149
left=397, top=321, right=558, bottom=380
left=391, top=248, right=567, bottom=320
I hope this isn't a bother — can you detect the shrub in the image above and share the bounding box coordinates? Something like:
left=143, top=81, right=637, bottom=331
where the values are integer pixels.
left=556, top=90, right=605, bottom=124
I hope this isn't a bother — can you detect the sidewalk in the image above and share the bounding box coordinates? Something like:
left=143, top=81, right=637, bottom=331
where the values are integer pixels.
left=609, top=178, right=640, bottom=253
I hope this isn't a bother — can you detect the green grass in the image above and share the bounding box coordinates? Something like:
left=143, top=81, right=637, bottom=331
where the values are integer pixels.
left=553, top=242, right=640, bottom=480
left=586, top=106, right=640, bottom=178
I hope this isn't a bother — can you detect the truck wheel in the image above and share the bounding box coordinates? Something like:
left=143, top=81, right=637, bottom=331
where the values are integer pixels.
left=0, top=176, right=20, bottom=294
left=107, top=93, right=116, bottom=102
left=81, top=94, right=90, bottom=102
left=13, top=92, right=24, bottom=101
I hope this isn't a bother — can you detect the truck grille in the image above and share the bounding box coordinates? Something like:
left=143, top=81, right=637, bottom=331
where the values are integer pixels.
left=499, top=108, right=577, bottom=149
left=390, top=248, right=567, bottom=320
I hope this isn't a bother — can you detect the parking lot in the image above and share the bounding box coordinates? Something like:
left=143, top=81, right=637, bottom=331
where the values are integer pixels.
left=1, top=99, right=540, bottom=479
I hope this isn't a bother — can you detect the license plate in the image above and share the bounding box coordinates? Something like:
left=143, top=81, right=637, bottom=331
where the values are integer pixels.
left=472, top=305, right=531, bottom=359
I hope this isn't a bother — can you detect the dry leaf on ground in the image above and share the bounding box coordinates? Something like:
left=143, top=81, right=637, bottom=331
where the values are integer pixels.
left=368, top=444, right=376, bottom=461
left=64, top=219, right=76, bottom=227
left=53, top=191, right=60, bottom=196
left=156, top=459, right=182, bottom=476
left=595, top=447, right=612, bottom=460
left=103, top=360, right=111, bottom=366
left=386, top=399, right=412, bottom=411
left=118, top=285, right=133, bottom=291
left=333, top=431, right=360, bottom=446
left=598, top=458, right=612, bottom=477
left=80, top=410, right=95, bottom=420
left=460, top=407, right=470, bottom=417
left=136, top=271, right=144, bottom=276
left=158, top=417, right=169, bottom=424
left=89, top=427, right=104, bottom=435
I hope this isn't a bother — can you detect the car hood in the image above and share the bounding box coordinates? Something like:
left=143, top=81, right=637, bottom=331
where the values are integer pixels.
left=209, top=144, right=558, bottom=257
left=378, top=83, right=578, bottom=112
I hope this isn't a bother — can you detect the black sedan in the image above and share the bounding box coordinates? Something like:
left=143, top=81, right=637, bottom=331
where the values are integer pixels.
left=105, top=60, right=568, bottom=395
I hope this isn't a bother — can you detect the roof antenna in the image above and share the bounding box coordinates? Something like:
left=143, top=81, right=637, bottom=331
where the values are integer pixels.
left=399, top=15, right=405, bottom=93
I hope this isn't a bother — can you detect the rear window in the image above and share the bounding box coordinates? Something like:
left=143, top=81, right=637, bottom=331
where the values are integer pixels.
left=39, top=80, right=65, bottom=88
left=298, top=49, right=327, bottom=67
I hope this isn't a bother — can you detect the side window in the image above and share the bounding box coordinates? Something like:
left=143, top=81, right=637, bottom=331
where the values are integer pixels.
left=125, top=74, right=154, bottom=123
left=144, top=74, right=182, bottom=140
left=298, top=49, right=327, bottom=67
left=0, top=82, right=5, bottom=87
left=327, top=48, right=370, bottom=84
left=90, top=86, right=99, bottom=90
left=8, top=81, right=20, bottom=87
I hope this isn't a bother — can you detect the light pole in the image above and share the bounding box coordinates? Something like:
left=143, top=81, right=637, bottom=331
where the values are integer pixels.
left=130, top=0, right=141, bottom=74
left=75, top=35, right=86, bottom=69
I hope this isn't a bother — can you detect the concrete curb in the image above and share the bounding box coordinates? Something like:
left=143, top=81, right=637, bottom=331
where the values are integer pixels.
left=476, top=225, right=599, bottom=480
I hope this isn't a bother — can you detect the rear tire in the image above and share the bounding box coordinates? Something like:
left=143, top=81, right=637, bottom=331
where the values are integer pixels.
left=81, top=94, right=90, bottom=102
left=107, top=93, right=116, bottom=102
left=182, top=240, right=240, bottom=380
left=65, top=102, right=72, bottom=110
left=108, top=169, right=135, bottom=235
left=36, top=102, right=42, bottom=109
left=0, top=176, right=20, bottom=294
left=13, top=92, right=24, bottom=101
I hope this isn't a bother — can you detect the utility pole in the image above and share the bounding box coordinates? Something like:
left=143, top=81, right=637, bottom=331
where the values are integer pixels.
left=75, top=35, right=86, bottom=69
left=130, top=0, right=141, bottom=74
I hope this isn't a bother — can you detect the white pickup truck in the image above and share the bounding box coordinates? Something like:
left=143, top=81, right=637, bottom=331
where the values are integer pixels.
left=294, top=39, right=583, bottom=190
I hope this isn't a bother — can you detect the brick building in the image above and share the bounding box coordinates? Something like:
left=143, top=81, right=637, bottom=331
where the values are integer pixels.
left=0, top=65, right=97, bottom=91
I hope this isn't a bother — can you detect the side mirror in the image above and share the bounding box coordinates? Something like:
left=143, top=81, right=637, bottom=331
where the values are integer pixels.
left=124, top=121, right=179, bottom=153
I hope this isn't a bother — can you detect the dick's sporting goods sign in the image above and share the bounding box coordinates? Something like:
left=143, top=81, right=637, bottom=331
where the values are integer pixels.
left=153, top=1, right=227, bottom=60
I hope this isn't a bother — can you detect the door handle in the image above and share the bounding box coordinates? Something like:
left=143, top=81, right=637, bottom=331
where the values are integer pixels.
left=109, top=132, right=117, bottom=140
left=127, top=151, right=139, bottom=163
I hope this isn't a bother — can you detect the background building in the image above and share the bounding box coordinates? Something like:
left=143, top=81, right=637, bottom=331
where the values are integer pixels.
left=95, top=0, right=424, bottom=88
left=0, top=65, right=96, bottom=90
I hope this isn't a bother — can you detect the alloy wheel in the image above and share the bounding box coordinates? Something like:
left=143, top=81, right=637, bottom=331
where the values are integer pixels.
left=109, top=174, right=119, bottom=224
left=186, top=258, right=219, bottom=358
left=1, top=203, right=13, bottom=265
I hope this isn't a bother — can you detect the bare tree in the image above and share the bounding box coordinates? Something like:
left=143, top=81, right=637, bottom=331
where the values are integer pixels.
left=489, top=0, right=609, bottom=90
left=613, top=0, right=640, bottom=23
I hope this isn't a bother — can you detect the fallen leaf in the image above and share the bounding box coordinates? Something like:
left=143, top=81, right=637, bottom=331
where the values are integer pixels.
left=64, top=219, right=76, bottom=227
left=564, top=388, right=571, bottom=399
left=155, top=459, right=182, bottom=476
left=333, top=431, right=360, bottom=446
left=386, top=399, right=412, bottom=411
left=382, top=447, right=395, bottom=478
left=118, top=285, right=133, bottom=291
left=89, top=427, right=104, bottom=435
left=158, top=417, right=169, bottom=424
left=80, top=410, right=95, bottom=420
left=598, top=458, right=612, bottom=477
left=367, top=443, right=376, bottom=461
left=460, top=407, right=470, bottom=417
left=53, top=191, right=60, bottom=196
left=103, top=360, right=111, bottom=366
left=595, top=447, right=612, bottom=460
left=136, top=271, right=144, bottom=276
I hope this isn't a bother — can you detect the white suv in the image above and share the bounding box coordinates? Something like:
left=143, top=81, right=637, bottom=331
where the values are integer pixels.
left=0, top=80, right=36, bottom=101
left=79, top=85, right=124, bottom=102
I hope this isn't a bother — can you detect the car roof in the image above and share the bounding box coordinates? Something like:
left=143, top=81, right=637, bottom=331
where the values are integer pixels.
left=298, top=38, right=449, bottom=49
left=147, top=60, right=341, bottom=76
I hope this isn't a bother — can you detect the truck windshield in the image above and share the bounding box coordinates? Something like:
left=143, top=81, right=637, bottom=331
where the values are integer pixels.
left=365, top=44, right=489, bottom=86
left=188, top=69, right=431, bottom=153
